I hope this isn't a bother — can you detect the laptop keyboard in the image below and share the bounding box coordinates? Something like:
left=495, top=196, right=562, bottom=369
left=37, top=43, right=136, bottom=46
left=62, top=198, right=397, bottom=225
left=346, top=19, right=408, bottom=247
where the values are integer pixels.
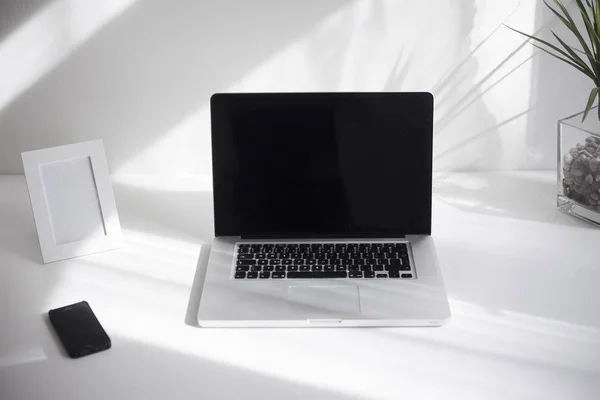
left=233, top=242, right=414, bottom=280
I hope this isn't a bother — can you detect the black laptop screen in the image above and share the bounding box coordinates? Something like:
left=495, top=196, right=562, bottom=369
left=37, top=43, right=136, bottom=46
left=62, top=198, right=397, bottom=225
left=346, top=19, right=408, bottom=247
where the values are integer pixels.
left=211, top=92, right=433, bottom=237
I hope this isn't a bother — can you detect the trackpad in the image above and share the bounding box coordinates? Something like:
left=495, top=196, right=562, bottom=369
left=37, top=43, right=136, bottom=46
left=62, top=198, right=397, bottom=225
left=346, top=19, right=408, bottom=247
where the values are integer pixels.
left=287, top=284, right=360, bottom=314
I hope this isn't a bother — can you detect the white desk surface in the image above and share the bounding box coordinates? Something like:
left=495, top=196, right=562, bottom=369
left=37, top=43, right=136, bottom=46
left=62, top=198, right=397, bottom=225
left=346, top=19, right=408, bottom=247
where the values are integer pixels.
left=0, top=172, right=599, bottom=400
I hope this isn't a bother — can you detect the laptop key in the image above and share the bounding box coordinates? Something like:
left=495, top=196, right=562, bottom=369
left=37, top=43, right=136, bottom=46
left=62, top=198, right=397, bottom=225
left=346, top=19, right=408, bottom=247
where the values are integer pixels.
left=264, top=265, right=274, bottom=272
left=349, top=271, right=363, bottom=278
left=258, top=260, right=268, bottom=266
left=376, top=274, right=387, bottom=278
left=238, top=254, right=254, bottom=260
left=287, top=265, right=299, bottom=271
left=247, top=272, right=258, bottom=279
left=388, top=270, right=400, bottom=278
left=251, top=266, right=262, bottom=272
left=299, top=265, right=311, bottom=271
left=235, top=272, right=246, bottom=279
left=236, top=266, right=250, bottom=272
left=275, top=266, right=285, bottom=272
left=272, top=272, right=285, bottom=279
left=260, top=271, right=270, bottom=279
left=401, top=274, right=413, bottom=279
left=364, top=271, right=375, bottom=278
left=287, top=272, right=347, bottom=279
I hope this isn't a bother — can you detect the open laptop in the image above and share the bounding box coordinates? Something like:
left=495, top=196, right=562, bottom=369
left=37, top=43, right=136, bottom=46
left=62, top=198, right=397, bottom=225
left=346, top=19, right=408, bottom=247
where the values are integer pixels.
left=198, top=92, right=450, bottom=327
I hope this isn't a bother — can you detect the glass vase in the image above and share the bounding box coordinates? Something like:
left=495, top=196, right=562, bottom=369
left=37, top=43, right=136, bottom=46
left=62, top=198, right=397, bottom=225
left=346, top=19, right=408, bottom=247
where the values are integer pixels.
left=558, top=106, right=600, bottom=227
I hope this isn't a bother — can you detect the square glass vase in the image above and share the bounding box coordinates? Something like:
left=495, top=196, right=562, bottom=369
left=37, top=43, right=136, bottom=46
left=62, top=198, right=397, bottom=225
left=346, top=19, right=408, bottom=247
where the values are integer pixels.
left=558, top=106, right=600, bottom=227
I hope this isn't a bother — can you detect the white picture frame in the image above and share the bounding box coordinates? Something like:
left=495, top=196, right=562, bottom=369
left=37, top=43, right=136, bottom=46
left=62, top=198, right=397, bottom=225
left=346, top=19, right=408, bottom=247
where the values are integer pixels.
left=21, top=140, right=122, bottom=263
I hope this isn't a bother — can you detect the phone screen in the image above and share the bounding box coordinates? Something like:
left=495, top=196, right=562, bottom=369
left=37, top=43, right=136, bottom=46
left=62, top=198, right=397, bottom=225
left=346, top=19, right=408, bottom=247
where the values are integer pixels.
left=49, top=301, right=111, bottom=358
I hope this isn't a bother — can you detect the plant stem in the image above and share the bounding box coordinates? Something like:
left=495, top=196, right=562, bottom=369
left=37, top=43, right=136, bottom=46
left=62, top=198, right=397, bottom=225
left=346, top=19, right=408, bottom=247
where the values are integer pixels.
left=598, top=91, right=600, bottom=121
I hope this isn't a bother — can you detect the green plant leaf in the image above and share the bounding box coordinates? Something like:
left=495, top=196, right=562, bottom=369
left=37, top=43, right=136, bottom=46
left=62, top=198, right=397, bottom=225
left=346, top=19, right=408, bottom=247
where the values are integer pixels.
left=550, top=31, right=600, bottom=71
left=596, top=0, right=600, bottom=36
left=531, top=43, right=596, bottom=80
left=545, top=1, right=587, bottom=51
left=552, top=31, right=592, bottom=68
left=547, top=0, right=600, bottom=78
left=575, top=0, right=600, bottom=56
left=583, top=87, right=599, bottom=121
left=546, top=1, right=576, bottom=31
left=505, top=25, right=596, bottom=79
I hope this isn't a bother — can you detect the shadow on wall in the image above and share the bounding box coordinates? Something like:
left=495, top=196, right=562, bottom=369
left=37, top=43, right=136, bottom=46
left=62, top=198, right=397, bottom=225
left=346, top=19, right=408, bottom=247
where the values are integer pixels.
left=0, top=0, right=54, bottom=41
left=432, top=0, right=522, bottom=171
left=0, top=0, right=350, bottom=174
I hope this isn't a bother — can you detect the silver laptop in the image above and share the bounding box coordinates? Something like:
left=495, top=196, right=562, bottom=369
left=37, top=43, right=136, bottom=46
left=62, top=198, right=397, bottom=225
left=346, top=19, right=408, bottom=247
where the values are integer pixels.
left=198, top=92, right=450, bottom=327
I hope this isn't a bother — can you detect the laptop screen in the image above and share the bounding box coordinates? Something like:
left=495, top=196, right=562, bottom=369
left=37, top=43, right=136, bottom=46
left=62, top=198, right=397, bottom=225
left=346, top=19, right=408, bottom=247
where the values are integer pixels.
left=211, top=92, right=433, bottom=237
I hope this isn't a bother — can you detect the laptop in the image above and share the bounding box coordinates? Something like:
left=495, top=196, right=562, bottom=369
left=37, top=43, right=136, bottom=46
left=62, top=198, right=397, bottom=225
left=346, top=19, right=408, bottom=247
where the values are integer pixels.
left=197, top=92, right=450, bottom=327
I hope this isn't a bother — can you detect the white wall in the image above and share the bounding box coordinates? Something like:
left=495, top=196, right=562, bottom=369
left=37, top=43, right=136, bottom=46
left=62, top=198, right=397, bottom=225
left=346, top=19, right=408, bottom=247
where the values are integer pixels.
left=0, top=0, right=593, bottom=175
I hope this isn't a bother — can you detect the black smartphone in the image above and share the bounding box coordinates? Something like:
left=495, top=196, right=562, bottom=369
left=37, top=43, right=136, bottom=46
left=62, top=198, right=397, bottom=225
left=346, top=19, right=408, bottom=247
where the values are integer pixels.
left=48, top=301, right=111, bottom=358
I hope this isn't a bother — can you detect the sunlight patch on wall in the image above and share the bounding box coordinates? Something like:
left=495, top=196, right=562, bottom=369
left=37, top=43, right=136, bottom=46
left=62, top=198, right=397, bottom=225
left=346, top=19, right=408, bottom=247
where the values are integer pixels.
left=0, top=0, right=138, bottom=112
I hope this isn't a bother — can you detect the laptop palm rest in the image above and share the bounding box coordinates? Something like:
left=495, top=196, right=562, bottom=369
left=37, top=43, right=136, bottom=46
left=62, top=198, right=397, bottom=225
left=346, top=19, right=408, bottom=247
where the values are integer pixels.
left=287, top=284, right=360, bottom=317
